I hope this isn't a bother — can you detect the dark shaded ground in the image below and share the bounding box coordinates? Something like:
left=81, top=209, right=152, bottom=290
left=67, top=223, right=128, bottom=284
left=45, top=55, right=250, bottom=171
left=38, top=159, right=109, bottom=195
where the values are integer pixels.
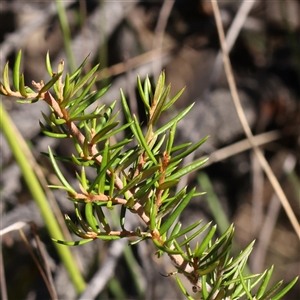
left=1, top=1, right=299, bottom=299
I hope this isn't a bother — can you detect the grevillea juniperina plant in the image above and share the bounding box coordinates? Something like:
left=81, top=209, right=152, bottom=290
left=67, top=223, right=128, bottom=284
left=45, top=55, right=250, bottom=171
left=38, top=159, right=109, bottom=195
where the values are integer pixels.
left=0, top=50, right=298, bottom=299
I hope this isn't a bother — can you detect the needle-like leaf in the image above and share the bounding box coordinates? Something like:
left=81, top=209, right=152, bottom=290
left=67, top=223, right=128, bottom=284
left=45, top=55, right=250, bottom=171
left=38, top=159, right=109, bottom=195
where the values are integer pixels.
left=159, top=188, right=195, bottom=235
left=48, top=146, right=77, bottom=195
left=13, top=49, right=22, bottom=91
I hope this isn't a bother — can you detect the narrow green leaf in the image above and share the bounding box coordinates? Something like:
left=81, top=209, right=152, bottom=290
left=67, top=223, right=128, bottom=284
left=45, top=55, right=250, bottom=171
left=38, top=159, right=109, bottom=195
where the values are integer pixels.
left=144, top=76, right=151, bottom=107
left=201, top=276, right=208, bottom=299
left=88, top=149, right=122, bottom=194
left=106, top=138, right=132, bottom=152
left=47, top=185, right=74, bottom=192
left=149, top=200, right=157, bottom=231
left=52, top=238, right=94, bottom=246
left=151, top=84, right=170, bottom=126
left=67, top=77, right=96, bottom=109
left=69, top=89, right=106, bottom=119
left=74, top=202, right=93, bottom=232
left=166, top=121, right=177, bottom=154
left=17, top=74, right=27, bottom=97
left=165, top=220, right=202, bottom=244
left=196, top=261, right=219, bottom=276
left=53, top=117, right=67, bottom=125
left=120, top=88, right=133, bottom=121
left=45, top=51, right=53, bottom=76
left=152, top=72, right=165, bottom=106
left=151, top=72, right=165, bottom=106
left=108, top=171, right=115, bottom=199
left=152, top=238, right=183, bottom=255
left=133, top=172, right=162, bottom=199
left=133, top=115, right=157, bottom=164
left=256, top=265, right=274, bottom=298
left=158, top=180, right=179, bottom=191
left=175, top=276, right=194, bottom=300
left=90, top=122, right=119, bottom=144
left=0, top=82, right=9, bottom=95
left=96, top=234, right=121, bottom=241
left=67, top=76, right=99, bottom=113
left=72, top=64, right=99, bottom=96
left=238, top=268, right=253, bottom=300
left=214, top=288, right=226, bottom=300
left=166, top=157, right=209, bottom=182
left=42, top=130, right=68, bottom=138
left=260, top=280, right=282, bottom=300
left=271, top=277, right=299, bottom=300
left=228, top=273, right=263, bottom=289
left=57, top=59, right=64, bottom=74
left=154, top=103, right=195, bottom=136
left=85, top=203, right=100, bottom=233
left=38, top=71, right=63, bottom=94
left=80, top=167, right=88, bottom=190
left=171, top=142, right=192, bottom=154
left=169, top=222, right=182, bottom=240
left=69, top=54, right=90, bottom=82
left=114, top=173, right=142, bottom=198
left=207, top=277, right=222, bottom=300
left=194, top=225, right=217, bottom=258
left=170, top=136, right=209, bottom=163
left=16, top=98, right=40, bottom=104
left=137, top=75, right=150, bottom=110
left=162, top=87, right=185, bottom=111
left=223, top=241, right=255, bottom=272
left=64, top=214, right=87, bottom=237
left=48, top=146, right=77, bottom=195
left=112, top=147, right=136, bottom=166
left=88, top=149, right=117, bottom=193
left=13, top=49, right=22, bottom=91
left=179, top=222, right=212, bottom=247
left=63, top=72, right=70, bottom=97
left=159, top=188, right=195, bottom=235
left=114, top=148, right=141, bottom=174
left=165, top=159, right=182, bottom=177
left=104, top=100, right=117, bottom=118
left=140, top=165, right=161, bottom=181
left=152, top=134, right=166, bottom=154
left=98, top=140, right=109, bottom=194
left=158, top=187, right=186, bottom=218
left=200, top=224, right=234, bottom=263
left=119, top=206, right=126, bottom=232
left=2, top=62, right=12, bottom=93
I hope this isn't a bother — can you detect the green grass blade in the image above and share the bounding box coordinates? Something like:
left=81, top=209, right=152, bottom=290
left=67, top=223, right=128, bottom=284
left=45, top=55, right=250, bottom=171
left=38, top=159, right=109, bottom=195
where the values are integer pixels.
left=0, top=102, right=85, bottom=293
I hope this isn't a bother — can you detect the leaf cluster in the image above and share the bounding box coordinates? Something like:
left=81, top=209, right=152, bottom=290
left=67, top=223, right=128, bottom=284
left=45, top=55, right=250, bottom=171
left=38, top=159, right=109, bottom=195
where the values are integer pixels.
left=1, top=50, right=297, bottom=299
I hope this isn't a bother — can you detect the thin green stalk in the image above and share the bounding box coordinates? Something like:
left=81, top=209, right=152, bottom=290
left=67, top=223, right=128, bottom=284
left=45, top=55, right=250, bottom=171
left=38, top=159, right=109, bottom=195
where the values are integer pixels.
left=110, top=209, right=144, bottom=298
left=0, top=102, right=85, bottom=293
left=108, top=277, right=126, bottom=299
left=54, top=0, right=76, bottom=72
left=197, top=172, right=230, bottom=233
left=123, top=246, right=145, bottom=298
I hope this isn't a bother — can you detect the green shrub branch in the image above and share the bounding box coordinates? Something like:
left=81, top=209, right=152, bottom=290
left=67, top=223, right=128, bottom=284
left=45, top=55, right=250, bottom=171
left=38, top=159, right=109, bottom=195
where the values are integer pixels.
left=0, top=50, right=298, bottom=299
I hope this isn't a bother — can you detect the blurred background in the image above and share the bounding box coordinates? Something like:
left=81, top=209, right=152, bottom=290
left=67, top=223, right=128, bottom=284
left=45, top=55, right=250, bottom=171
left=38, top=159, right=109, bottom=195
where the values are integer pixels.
left=0, top=0, right=299, bottom=299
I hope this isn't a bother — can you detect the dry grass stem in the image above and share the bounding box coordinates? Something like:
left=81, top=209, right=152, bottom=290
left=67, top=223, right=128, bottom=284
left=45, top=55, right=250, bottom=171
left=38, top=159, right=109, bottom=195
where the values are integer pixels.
left=211, top=0, right=300, bottom=239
